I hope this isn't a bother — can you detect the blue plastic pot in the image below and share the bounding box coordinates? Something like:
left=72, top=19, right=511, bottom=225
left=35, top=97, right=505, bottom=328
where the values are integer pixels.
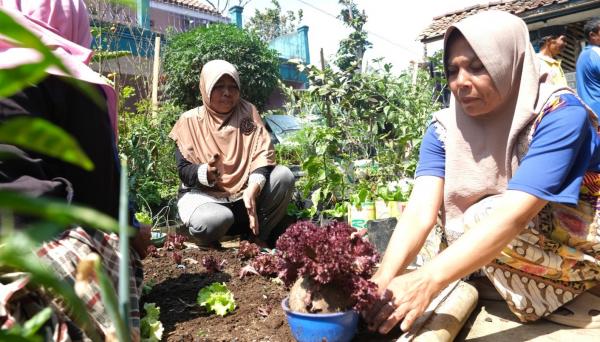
left=281, top=297, right=359, bottom=342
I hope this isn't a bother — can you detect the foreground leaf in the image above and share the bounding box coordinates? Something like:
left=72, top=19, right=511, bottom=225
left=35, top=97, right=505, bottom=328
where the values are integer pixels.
left=0, top=117, right=94, bottom=171
left=0, top=9, right=68, bottom=97
left=0, top=191, right=133, bottom=235
left=22, top=307, right=52, bottom=338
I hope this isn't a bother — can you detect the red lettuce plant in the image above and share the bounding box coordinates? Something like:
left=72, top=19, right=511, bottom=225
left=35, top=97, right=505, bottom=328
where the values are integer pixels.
left=202, top=255, right=227, bottom=273
left=276, top=221, right=380, bottom=312
left=250, top=254, right=281, bottom=277
left=165, top=233, right=187, bottom=250
left=239, top=252, right=282, bottom=279
left=171, top=251, right=182, bottom=265
left=237, top=240, right=260, bottom=259
left=147, top=245, right=160, bottom=258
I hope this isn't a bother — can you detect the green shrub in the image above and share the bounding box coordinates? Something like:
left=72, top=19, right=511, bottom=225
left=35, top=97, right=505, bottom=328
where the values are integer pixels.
left=162, top=24, right=280, bottom=111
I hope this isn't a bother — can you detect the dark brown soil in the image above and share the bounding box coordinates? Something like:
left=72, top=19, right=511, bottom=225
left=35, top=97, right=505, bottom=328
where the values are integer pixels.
left=141, top=241, right=403, bottom=342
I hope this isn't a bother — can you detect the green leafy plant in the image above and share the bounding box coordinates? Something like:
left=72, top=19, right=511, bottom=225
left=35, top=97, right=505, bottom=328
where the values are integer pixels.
left=274, top=141, right=303, bottom=166
left=377, top=180, right=413, bottom=202
left=118, top=95, right=180, bottom=213
left=336, top=0, right=371, bottom=72
left=142, top=280, right=156, bottom=296
left=135, top=210, right=153, bottom=226
left=196, top=282, right=236, bottom=317
left=140, top=303, right=164, bottom=342
left=293, top=125, right=350, bottom=220
left=350, top=178, right=377, bottom=207
left=162, top=23, right=280, bottom=111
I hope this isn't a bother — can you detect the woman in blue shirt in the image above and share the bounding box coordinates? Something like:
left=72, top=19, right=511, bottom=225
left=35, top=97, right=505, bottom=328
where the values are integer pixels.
left=363, top=11, right=600, bottom=334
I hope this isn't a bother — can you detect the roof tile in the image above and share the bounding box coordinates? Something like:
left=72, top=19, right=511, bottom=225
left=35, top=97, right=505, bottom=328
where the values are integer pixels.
left=153, top=0, right=225, bottom=17
left=419, top=0, right=568, bottom=41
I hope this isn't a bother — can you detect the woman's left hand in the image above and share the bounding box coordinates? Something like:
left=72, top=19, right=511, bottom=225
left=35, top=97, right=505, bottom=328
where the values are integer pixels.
left=366, top=268, right=443, bottom=334
left=243, top=183, right=261, bottom=235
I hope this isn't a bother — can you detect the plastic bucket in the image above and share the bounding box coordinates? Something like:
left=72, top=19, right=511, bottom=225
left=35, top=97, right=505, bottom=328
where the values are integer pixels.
left=348, top=201, right=376, bottom=230
left=281, top=297, right=359, bottom=342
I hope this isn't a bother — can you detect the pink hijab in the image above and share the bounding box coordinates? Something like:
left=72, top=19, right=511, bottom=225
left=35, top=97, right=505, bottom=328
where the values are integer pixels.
left=0, top=0, right=118, bottom=135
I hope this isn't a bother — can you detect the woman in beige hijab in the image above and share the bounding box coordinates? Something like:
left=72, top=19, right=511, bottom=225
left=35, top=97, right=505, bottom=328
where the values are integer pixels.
left=169, top=60, right=295, bottom=247
left=364, top=11, right=600, bottom=333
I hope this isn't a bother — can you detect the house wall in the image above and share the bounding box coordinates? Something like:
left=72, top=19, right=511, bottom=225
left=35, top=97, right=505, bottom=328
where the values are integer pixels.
left=266, top=80, right=306, bottom=111
left=148, top=1, right=228, bottom=33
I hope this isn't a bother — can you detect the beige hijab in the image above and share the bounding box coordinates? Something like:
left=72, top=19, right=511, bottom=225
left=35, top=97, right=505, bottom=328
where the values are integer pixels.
left=434, top=11, right=568, bottom=229
left=169, top=60, right=275, bottom=198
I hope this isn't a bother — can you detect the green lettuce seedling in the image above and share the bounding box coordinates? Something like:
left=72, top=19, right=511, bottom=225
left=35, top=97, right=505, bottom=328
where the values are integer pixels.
left=135, top=211, right=153, bottom=226
left=196, top=282, right=236, bottom=316
left=140, top=303, right=163, bottom=342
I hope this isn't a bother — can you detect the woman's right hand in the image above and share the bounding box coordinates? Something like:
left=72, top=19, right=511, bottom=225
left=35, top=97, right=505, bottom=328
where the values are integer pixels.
left=206, top=153, right=221, bottom=183
left=364, top=268, right=442, bottom=334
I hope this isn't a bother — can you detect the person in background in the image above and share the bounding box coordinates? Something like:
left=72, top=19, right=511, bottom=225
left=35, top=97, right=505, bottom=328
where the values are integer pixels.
left=576, top=17, right=600, bottom=114
left=0, top=1, right=149, bottom=340
left=363, top=11, right=600, bottom=334
left=537, top=25, right=568, bottom=86
left=169, top=60, right=295, bottom=249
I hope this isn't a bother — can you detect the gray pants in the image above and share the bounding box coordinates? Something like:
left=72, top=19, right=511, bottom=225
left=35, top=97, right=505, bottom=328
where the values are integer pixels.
left=186, top=165, right=295, bottom=243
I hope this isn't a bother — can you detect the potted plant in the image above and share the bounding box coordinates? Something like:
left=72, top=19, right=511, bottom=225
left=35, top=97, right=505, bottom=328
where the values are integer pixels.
left=135, top=210, right=166, bottom=247
left=276, top=221, right=380, bottom=342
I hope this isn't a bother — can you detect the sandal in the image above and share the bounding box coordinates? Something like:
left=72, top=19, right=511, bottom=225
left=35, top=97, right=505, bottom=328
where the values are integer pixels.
left=545, top=291, right=600, bottom=328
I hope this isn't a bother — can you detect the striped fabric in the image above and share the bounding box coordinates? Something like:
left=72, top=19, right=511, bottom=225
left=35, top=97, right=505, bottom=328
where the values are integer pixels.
left=35, top=227, right=143, bottom=340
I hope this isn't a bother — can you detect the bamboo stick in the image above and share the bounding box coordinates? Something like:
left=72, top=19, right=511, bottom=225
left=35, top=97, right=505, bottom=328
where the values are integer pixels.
left=118, top=157, right=130, bottom=339
left=151, top=36, right=161, bottom=115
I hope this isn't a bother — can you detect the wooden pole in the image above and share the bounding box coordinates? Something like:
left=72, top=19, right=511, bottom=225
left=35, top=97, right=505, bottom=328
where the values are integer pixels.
left=151, top=35, right=161, bottom=114
left=412, top=61, right=419, bottom=86
left=320, top=47, right=325, bottom=70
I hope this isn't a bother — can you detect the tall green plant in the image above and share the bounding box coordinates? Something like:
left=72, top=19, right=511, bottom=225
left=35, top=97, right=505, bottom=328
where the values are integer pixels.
left=246, top=0, right=303, bottom=42
left=162, top=23, right=280, bottom=111
left=335, top=0, right=371, bottom=72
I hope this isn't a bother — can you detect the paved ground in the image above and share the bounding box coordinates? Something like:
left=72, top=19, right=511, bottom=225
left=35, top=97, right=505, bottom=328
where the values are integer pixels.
left=457, top=298, right=600, bottom=341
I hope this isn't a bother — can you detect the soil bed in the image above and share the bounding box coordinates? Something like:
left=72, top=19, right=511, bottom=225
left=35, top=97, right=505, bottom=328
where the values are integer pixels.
left=142, top=241, right=403, bottom=341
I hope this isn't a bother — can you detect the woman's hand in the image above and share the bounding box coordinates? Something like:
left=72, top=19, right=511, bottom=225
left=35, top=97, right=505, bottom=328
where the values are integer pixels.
left=243, top=183, right=261, bottom=235
left=206, top=153, right=221, bottom=184
left=365, top=268, right=442, bottom=334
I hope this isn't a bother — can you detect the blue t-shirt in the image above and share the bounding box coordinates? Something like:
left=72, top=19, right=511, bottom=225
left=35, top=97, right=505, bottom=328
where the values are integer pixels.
left=415, top=94, right=600, bottom=205
left=576, top=45, right=600, bottom=115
